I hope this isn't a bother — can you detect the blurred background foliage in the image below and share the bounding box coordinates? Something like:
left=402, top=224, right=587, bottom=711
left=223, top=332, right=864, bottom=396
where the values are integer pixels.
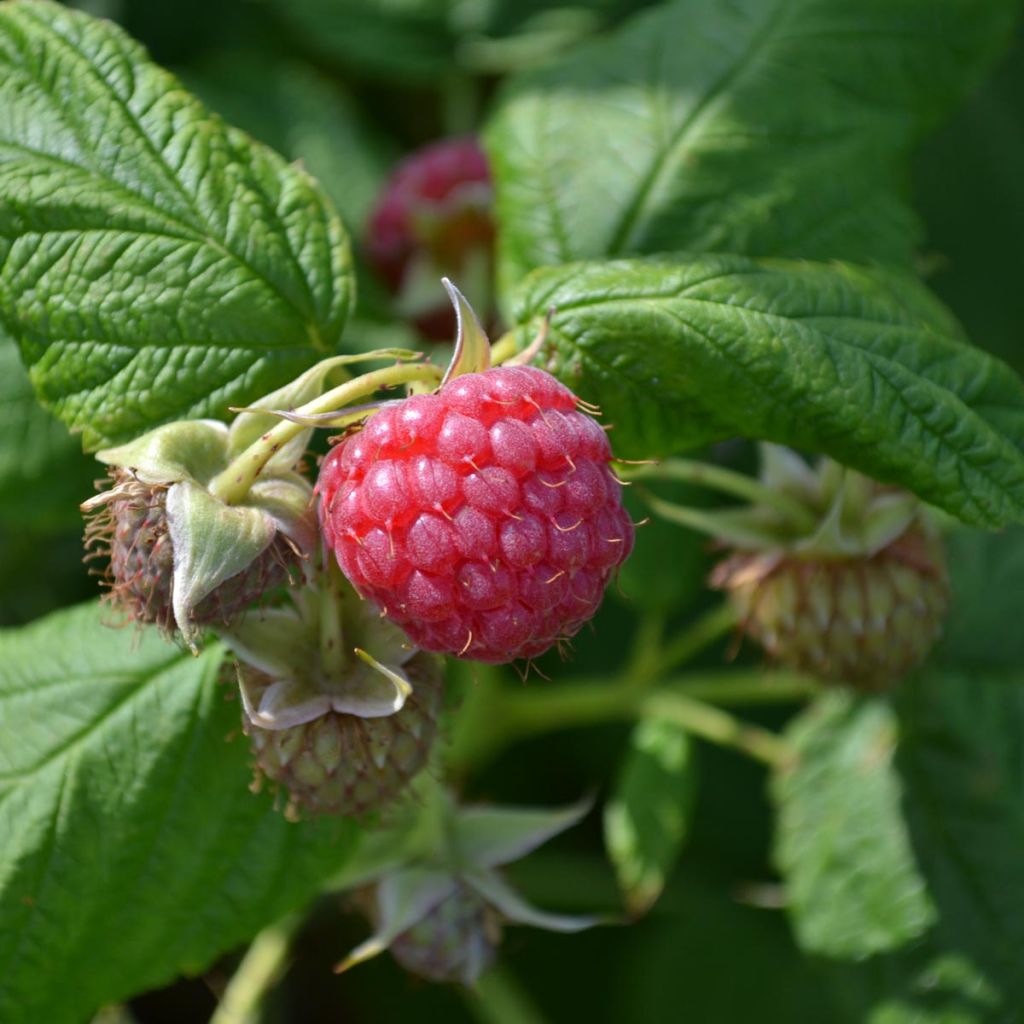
left=1, top=1, right=1021, bottom=1021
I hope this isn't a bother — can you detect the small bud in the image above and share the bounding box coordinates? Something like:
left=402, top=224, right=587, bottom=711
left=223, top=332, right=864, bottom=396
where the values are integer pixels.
left=389, top=884, right=502, bottom=985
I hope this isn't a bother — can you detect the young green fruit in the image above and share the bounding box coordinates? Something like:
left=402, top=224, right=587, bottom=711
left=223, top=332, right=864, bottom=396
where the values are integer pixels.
left=647, top=446, right=950, bottom=690
left=711, top=523, right=948, bottom=690
left=85, top=468, right=295, bottom=632
left=388, top=884, right=501, bottom=985
left=242, top=653, right=444, bottom=819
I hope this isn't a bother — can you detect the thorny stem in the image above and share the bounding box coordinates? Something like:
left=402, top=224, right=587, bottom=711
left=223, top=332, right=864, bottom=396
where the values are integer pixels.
left=209, top=913, right=302, bottom=1024
left=210, top=362, right=443, bottom=505
left=632, top=459, right=819, bottom=533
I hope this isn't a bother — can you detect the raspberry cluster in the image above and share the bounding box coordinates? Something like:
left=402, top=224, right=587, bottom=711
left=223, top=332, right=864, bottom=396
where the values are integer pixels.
left=318, top=366, right=634, bottom=664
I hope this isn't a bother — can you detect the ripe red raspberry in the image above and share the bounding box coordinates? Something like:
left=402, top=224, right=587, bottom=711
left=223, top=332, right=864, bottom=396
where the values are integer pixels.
left=366, top=136, right=494, bottom=341
left=317, top=366, right=634, bottom=664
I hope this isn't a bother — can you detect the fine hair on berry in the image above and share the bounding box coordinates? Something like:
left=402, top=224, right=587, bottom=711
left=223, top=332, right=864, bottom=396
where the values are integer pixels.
left=318, top=366, right=634, bottom=664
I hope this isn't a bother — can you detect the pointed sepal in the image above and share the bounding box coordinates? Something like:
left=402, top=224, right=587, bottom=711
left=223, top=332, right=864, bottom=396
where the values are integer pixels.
left=441, top=278, right=491, bottom=384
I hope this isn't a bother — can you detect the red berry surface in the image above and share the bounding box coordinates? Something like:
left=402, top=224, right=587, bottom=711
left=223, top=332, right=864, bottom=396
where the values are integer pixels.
left=317, top=366, right=634, bottom=664
left=366, top=136, right=494, bottom=340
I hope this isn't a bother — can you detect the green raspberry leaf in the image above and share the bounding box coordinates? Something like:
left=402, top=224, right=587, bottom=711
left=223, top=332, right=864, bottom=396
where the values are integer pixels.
left=935, top=527, right=1024, bottom=672
left=486, top=0, right=1016, bottom=291
left=0, top=328, right=93, bottom=530
left=773, top=692, right=936, bottom=959
left=0, top=0, right=352, bottom=450
left=604, top=715, right=697, bottom=916
left=183, top=53, right=394, bottom=235
left=0, top=602, right=357, bottom=1024
left=822, top=669, right=1024, bottom=1020
left=894, top=670, right=1024, bottom=1006
left=512, top=256, right=1024, bottom=528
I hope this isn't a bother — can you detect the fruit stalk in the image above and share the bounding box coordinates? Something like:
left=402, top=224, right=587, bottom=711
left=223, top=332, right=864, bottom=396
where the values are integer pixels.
left=210, top=361, right=443, bottom=505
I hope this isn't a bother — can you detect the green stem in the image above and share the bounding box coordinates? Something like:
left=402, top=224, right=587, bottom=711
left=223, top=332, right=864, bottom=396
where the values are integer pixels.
left=467, top=965, right=548, bottom=1024
left=649, top=603, right=738, bottom=680
left=490, top=333, right=520, bottom=365
left=210, top=914, right=302, bottom=1024
left=210, top=362, right=442, bottom=505
left=318, top=563, right=346, bottom=679
left=450, top=669, right=811, bottom=773
left=635, top=459, right=818, bottom=532
left=641, top=691, right=792, bottom=768
left=624, top=611, right=665, bottom=684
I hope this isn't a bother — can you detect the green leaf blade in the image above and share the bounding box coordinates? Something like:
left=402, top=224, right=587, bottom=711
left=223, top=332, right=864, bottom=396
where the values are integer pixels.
left=512, top=256, right=1024, bottom=528
left=895, top=670, right=1024, bottom=1004
left=772, top=692, right=936, bottom=960
left=486, top=0, right=1016, bottom=291
left=0, top=602, right=356, bottom=1024
left=0, top=0, right=353, bottom=449
left=604, top=715, right=697, bottom=916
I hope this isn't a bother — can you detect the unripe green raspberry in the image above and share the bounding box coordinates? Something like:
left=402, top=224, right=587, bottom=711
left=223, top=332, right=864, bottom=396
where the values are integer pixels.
left=711, top=524, right=948, bottom=690
left=85, top=469, right=294, bottom=631
left=243, top=652, right=444, bottom=818
left=389, top=884, right=502, bottom=985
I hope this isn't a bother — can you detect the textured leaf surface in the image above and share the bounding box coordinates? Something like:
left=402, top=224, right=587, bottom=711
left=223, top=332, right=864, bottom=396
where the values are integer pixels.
left=0, top=0, right=352, bottom=449
left=0, top=603, right=356, bottom=1023
left=773, top=692, right=936, bottom=959
left=511, top=256, right=1024, bottom=528
left=823, top=669, right=1024, bottom=1021
left=183, top=54, right=394, bottom=234
left=0, top=328, right=93, bottom=529
left=604, top=715, right=696, bottom=915
left=486, top=0, right=1017, bottom=290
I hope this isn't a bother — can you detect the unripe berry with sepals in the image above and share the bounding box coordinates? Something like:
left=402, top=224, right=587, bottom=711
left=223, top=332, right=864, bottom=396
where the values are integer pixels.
left=366, top=136, right=494, bottom=340
left=338, top=794, right=599, bottom=984
left=317, top=365, right=634, bottom=664
left=389, top=884, right=501, bottom=985
left=645, top=445, right=950, bottom=690
left=85, top=468, right=296, bottom=632
left=711, top=524, right=948, bottom=690
left=242, top=653, right=443, bottom=819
